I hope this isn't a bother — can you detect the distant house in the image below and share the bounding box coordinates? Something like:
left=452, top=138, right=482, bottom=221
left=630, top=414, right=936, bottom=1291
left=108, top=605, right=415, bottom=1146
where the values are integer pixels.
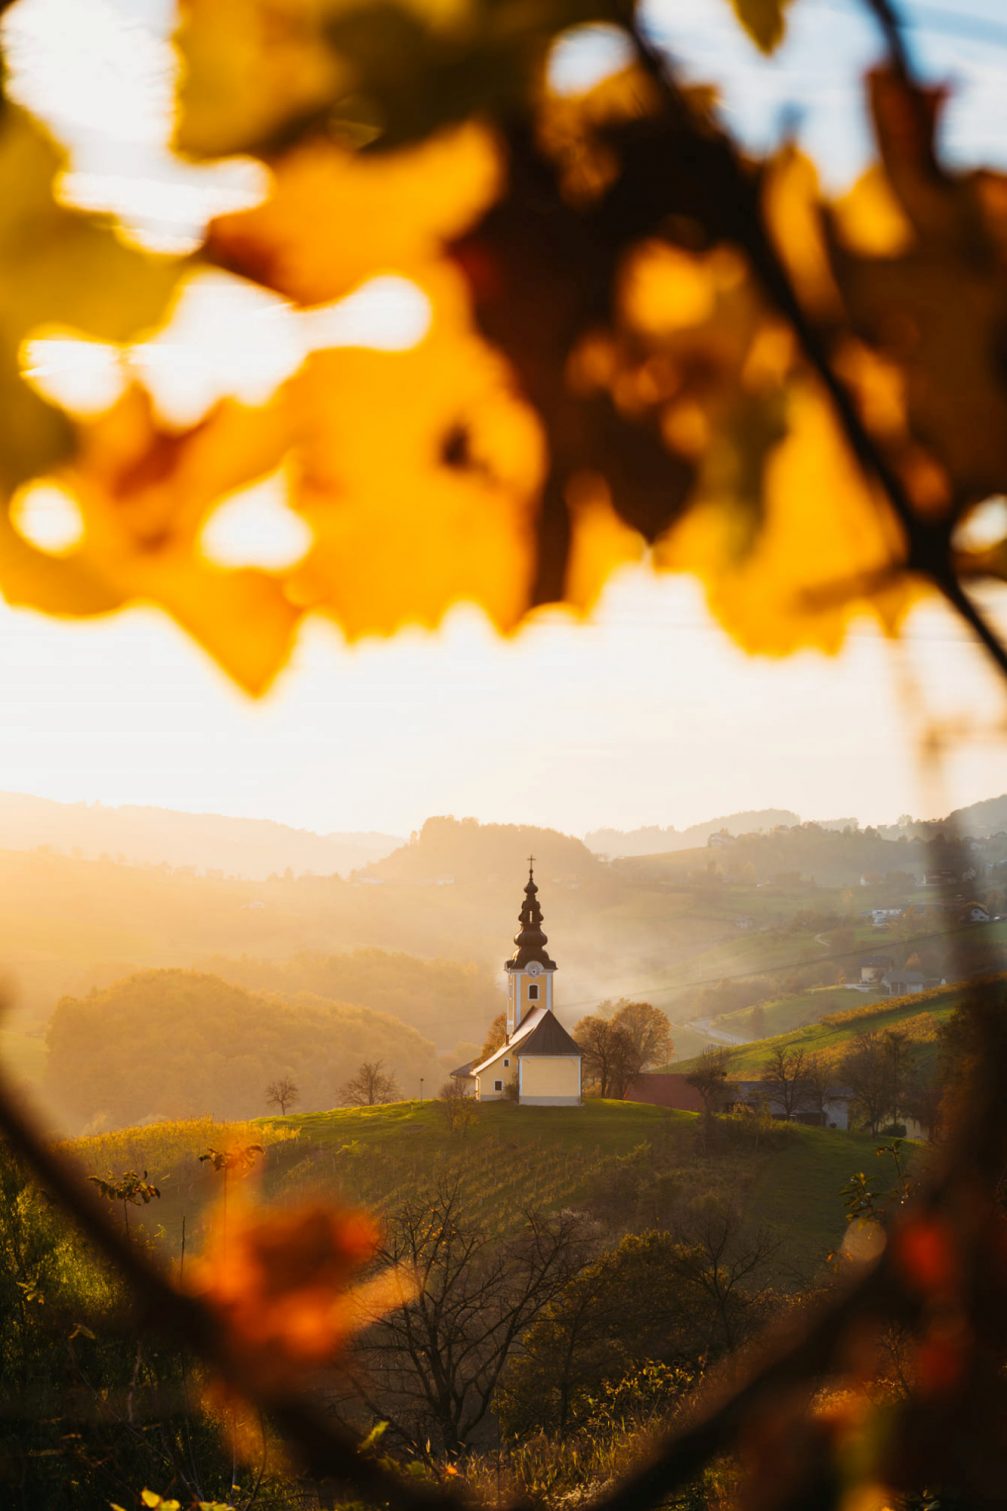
left=735, top=915, right=755, bottom=931
left=870, top=908, right=902, bottom=928
left=860, top=954, right=894, bottom=984
left=882, top=969, right=926, bottom=997
left=923, top=869, right=958, bottom=888
left=732, top=1079, right=852, bottom=1130
left=622, top=1074, right=706, bottom=1113
left=707, top=831, right=735, bottom=848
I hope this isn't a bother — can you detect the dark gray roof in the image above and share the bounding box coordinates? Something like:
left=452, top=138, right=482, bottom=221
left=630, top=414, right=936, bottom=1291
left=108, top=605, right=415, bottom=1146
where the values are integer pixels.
left=517, top=1011, right=581, bottom=1058
left=450, top=1061, right=476, bottom=1079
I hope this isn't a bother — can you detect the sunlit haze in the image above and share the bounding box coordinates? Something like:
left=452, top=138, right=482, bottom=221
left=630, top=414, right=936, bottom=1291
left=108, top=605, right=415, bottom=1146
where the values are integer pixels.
left=1, top=0, right=1006, bottom=839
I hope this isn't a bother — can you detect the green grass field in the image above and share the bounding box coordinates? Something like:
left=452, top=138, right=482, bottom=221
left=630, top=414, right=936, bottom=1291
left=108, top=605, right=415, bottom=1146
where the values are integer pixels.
left=670, top=980, right=972, bottom=1076
left=713, top=985, right=883, bottom=1041
left=70, top=1097, right=899, bottom=1286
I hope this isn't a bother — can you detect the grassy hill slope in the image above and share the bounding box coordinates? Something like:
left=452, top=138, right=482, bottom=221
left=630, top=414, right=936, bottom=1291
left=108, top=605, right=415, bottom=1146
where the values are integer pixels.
left=70, top=1099, right=900, bottom=1286
left=669, top=979, right=979, bottom=1076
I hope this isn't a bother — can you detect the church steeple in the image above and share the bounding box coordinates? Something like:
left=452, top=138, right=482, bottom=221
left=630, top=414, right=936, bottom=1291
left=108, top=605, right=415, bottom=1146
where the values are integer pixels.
left=505, top=857, right=557, bottom=1035
left=509, top=857, right=557, bottom=970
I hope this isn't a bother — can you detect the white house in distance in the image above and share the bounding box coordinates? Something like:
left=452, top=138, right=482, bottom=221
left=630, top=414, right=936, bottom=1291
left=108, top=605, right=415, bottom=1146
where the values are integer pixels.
left=454, top=860, right=583, bottom=1106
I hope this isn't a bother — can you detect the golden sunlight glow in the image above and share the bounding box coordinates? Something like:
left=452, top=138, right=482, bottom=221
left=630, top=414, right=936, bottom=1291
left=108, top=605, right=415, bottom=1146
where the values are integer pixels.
left=0, top=0, right=1003, bottom=842
left=200, top=473, right=312, bottom=571
left=22, top=331, right=125, bottom=415
left=131, top=272, right=304, bottom=426
left=10, top=480, right=85, bottom=554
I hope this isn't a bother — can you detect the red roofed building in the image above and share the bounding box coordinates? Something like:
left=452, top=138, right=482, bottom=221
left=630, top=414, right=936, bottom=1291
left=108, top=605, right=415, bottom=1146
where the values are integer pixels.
left=623, top=1073, right=705, bottom=1113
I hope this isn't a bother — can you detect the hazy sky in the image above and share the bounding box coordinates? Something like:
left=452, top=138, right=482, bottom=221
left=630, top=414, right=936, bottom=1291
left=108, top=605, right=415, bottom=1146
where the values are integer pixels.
left=0, top=0, right=1005, bottom=839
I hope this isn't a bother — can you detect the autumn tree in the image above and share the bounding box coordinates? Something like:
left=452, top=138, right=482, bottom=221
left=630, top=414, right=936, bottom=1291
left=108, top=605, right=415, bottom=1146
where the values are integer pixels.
left=436, top=1078, right=477, bottom=1134
left=574, top=1014, right=636, bottom=1098
left=668, top=1195, right=780, bottom=1352
left=497, top=1231, right=708, bottom=1437
left=802, top=1052, right=838, bottom=1125
left=761, top=1046, right=813, bottom=1120
left=610, top=1000, right=673, bottom=1075
left=352, top=1184, right=587, bottom=1452
left=266, top=1076, right=299, bottom=1115
left=840, top=1030, right=914, bottom=1135
left=340, top=1059, right=401, bottom=1107
left=685, top=1047, right=733, bottom=1118
left=478, top=1012, right=507, bottom=1064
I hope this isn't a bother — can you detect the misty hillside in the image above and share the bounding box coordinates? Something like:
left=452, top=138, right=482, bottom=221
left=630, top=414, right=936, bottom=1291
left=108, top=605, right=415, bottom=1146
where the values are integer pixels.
left=944, top=792, right=1007, bottom=838
left=589, top=794, right=1007, bottom=857
left=364, top=816, right=601, bottom=883
left=47, top=969, right=447, bottom=1130
left=0, top=791, right=400, bottom=879
left=587, top=809, right=801, bottom=857
left=2, top=812, right=1004, bottom=1129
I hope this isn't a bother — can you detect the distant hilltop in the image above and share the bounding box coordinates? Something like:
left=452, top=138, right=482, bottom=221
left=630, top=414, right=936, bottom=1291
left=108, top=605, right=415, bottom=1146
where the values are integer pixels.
left=586, top=796, right=1007, bottom=858
left=0, top=790, right=1003, bottom=881
left=0, top=792, right=401, bottom=881
left=586, top=810, right=802, bottom=858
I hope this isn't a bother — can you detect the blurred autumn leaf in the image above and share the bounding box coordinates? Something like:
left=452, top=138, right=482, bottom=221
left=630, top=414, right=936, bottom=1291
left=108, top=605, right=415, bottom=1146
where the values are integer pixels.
left=189, top=1199, right=417, bottom=1378
left=728, top=0, right=794, bottom=55
left=0, top=1, right=999, bottom=689
left=0, top=103, right=179, bottom=492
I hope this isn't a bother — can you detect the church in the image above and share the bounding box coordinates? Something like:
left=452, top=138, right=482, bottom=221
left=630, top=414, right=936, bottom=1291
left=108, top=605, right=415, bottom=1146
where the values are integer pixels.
left=454, top=860, right=583, bottom=1106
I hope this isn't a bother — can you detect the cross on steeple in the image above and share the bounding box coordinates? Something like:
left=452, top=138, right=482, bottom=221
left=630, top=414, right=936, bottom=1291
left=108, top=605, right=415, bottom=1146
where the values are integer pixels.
left=527, top=853, right=535, bottom=876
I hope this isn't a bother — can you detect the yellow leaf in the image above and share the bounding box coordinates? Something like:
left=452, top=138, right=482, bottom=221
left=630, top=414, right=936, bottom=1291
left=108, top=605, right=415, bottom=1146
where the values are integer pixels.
left=2, top=389, right=302, bottom=694
left=832, top=165, right=914, bottom=258
left=657, top=380, right=922, bottom=655
left=762, top=148, right=841, bottom=320
left=188, top=1198, right=415, bottom=1380
left=208, top=123, right=500, bottom=305
left=174, top=0, right=346, bottom=160
left=283, top=267, right=544, bottom=636
left=0, top=105, right=180, bottom=344
left=0, top=104, right=181, bottom=493
left=563, top=473, right=645, bottom=612
left=727, top=0, right=793, bottom=53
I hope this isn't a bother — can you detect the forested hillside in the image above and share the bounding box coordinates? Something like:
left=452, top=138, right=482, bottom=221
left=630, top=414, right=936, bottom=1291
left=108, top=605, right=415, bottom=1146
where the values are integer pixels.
left=365, top=816, right=601, bottom=883
left=3, top=813, right=1004, bottom=1127
left=586, top=810, right=801, bottom=857
left=46, top=970, right=445, bottom=1130
left=204, top=948, right=502, bottom=1050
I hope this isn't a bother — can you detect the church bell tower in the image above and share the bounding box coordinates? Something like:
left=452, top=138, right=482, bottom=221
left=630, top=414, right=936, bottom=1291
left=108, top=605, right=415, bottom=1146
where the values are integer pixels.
left=505, top=858, right=557, bottom=1037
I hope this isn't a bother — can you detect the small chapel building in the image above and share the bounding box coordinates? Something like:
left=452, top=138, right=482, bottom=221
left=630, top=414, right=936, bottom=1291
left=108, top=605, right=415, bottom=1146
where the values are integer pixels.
left=455, top=860, right=583, bottom=1106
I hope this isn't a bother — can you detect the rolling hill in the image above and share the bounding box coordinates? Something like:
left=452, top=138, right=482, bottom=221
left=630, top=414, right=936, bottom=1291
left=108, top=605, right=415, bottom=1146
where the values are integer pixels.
left=0, top=790, right=400, bottom=879
left=69, top=1098, right=909, bottom=1287
left=668, top=978, right=986, bottom=1077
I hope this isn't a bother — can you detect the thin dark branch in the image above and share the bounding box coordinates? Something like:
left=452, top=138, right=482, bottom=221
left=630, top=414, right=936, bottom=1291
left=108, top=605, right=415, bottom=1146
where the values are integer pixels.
left=619, top=7, right=1007, bottom=686
left=860, top=0, right=915, bottom=79
left=0, top=1071, right=481, bottom=1511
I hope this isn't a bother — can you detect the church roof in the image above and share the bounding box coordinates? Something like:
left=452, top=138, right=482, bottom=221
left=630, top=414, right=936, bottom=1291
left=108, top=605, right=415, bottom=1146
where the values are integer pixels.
left=516, top=1011, right=581, bottom=1058
left=470, top=1005, right=581, bottom=1075
left=506, top=860, right=556, bottom=971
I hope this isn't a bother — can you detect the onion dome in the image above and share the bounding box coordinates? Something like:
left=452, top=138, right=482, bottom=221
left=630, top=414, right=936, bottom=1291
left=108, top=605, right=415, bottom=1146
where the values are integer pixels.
left=507, top=859, right=556, bottom=970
